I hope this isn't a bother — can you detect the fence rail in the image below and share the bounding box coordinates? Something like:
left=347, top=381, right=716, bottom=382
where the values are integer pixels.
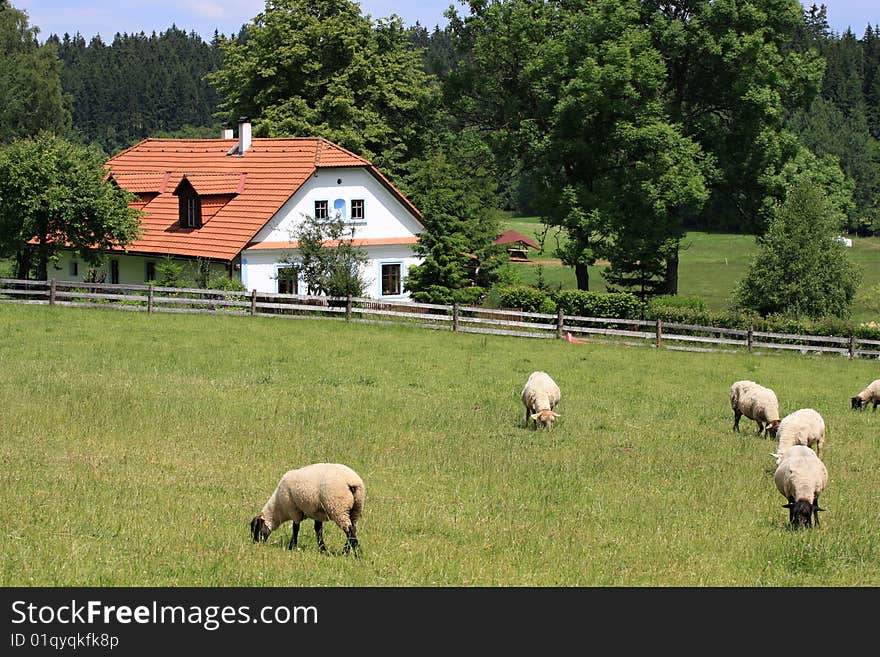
left=2, top=278, right=878, bottom=360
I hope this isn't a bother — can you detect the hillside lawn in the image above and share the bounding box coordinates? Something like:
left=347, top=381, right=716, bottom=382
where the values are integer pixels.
left=501, top=217, right=880, bottom=323
left=2, top=303, right=879, bottom=586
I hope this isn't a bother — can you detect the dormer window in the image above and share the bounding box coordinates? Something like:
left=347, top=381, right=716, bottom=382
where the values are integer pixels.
left=179, top=188, right=202, bottom=228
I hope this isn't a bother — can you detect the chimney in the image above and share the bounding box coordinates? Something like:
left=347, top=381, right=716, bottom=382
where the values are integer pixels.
left=237, top=116, right=252, bottom=156
left=220, top=121, right=233, bottom=140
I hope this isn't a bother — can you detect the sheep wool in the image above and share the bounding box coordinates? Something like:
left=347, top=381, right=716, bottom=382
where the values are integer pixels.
left=729, top=380, right=781, bottom=438
left=521, top=371, right=561, bottom=430
left=773, top=408, right=826, bottom=464
left=250, top=463, right=365, bottom=555
left=774, top=445, right=828, bottom=528
left=851, top=378, right=880, bottom=411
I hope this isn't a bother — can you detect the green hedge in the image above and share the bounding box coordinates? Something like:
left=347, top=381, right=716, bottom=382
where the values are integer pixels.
left=495, top=285, right=557, bottom=314
left=553, top=289, right=645, bottom=319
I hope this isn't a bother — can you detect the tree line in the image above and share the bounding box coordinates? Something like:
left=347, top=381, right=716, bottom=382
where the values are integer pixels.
left=0, top=0, right=877, bottom=320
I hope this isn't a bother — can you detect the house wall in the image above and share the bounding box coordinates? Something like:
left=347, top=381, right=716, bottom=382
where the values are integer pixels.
left=48, top=251, right=229, bottom=286
left=243, top=166, right=423, bottom=298
left=252, top=167, right=423, bottom=242
left=241, top=243, right=420, bottom=299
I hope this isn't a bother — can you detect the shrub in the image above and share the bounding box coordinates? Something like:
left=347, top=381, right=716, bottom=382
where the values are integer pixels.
left=453, top=286, right=487, bottom=306
left=206, top=275, right=246, bottom=292
left=410, top=285, right=456, bottom=305
left=495, top=285, right=554, bottom=313
left=554, top=290, right=645, bottom=319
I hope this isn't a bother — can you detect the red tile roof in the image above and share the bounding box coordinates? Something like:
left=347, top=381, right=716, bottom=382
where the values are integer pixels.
left=495, top=229, right=540, bottom=250
left=104, top=137, right=423, bottom=262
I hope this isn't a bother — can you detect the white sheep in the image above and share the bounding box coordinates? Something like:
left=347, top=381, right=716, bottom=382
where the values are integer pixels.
left=772, top=408, right=826, bottom=465
left=729, top=380, right=780, bottom=438
left=851, top=378, right=880, bottom=412
left=521, top=370, right=561, bottom=430
left=250, top=462, right=365, bottom=555
left=774, top=444, right=828, bottom=528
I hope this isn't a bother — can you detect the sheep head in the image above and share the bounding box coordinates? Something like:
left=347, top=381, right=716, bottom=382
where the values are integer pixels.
left=851, top=396, right=865, bottom=411
left=784, top=500, right=815, bottom=528
left=531, top=410, right=560, bottom=430
left=250, top=513, right=271, bottom=542
left=766, top=419, right=780, bottom=438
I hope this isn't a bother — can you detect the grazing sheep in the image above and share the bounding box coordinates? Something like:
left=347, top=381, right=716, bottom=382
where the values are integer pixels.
left=729, top=380, right=780, bottom=438
left=521, top=371, right=561, bottom=430
left=773, top=408, right=826, bottom=464
left=250, top=463, right=365, bottom=555
left=851, top=378, right=880, bottom=411
left=774, top=445, right=828, bottom=528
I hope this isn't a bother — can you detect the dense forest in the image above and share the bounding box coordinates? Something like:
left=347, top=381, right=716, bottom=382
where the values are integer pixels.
left=1, top=0, right=879, bottom=307
left=47, top=26, right=224, bottom=153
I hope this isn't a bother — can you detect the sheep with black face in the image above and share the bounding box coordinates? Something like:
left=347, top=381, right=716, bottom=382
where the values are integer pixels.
left=250, top=462, right=365, bottom=555
left=774, top=445, right=828, bottom=528
left=851, top=378, right=880, bottom=412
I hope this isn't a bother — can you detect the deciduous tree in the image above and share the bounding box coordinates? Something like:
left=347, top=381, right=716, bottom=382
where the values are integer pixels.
left=0, top=134, right=142, bottom=280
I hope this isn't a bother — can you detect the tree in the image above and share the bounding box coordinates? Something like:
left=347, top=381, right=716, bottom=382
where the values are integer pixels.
left=644, top=0, right=826, bottom=235
left=444, top=0, right=708, bottom=293
left=0, top=134, right=142, bottom=280
left=285, top=212, right=368, bottom=297
left=206, top=0, right=439, bottom=179
left=0, top=0, right=70, bottom=142
left=732, top=179, right=861, bottom=319
left=403, top=135, right=507, bottom=301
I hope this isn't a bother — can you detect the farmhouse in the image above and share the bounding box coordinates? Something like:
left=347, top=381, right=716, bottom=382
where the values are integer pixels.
left=50, top=118, right=426, bottom=299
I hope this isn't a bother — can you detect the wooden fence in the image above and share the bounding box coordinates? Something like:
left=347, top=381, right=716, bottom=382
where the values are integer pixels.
left=2, top=277, right=879, bottom=360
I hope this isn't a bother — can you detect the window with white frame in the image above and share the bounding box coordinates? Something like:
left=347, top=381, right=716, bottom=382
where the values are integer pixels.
left=351, top=199, right=364, bottom=222
left=314, top=200, right=328, bottom=221
left=381, top=262, right=402, bottom=296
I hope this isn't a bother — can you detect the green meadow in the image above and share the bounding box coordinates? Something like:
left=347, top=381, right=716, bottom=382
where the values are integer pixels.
left=2, top=303, right=879, bottom=586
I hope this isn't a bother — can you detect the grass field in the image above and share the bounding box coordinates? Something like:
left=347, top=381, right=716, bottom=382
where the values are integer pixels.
left=2, top=303, right=879, bottom=586
left=500, top=218, right=880, bottom=322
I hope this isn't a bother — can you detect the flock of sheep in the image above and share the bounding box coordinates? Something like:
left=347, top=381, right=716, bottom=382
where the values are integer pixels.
left=247, top=370, right=879, bottom=555
left=729, top=377, right=880, bottom=528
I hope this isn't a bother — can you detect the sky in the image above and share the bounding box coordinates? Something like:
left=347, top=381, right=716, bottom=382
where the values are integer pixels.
left=16, top=1, right=880, bottom=44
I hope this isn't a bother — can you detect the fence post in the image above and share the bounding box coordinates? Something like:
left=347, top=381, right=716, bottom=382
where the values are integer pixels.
left=849, top=334, right=856, bottom=360
left=452, top=302, right=459, bottom=332
left=655, top=319, right=662, bottom=349
left=49, top=278, right=56, bottom=306
left=556, top=307, right=564, bottom=339
left=250, top=289, right=257, bottom=316
left=346, top=294, right=352, bottom=321
left=148, top=284, right=154, bottom=313
left=747, top=324, right=753, bottom=352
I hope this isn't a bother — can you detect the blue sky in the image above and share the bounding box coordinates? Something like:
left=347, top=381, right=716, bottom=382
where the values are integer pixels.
left=17, top=1, right=880, bottom=43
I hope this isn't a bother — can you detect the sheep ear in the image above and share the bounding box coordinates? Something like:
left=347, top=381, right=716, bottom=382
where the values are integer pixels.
left=552, top=412, right=561, bottom=418
left=783, top=503, right=793, bottom=509
left=530, top=413, right=541, bottom=420
left=816, top=506, right=826, bottom=512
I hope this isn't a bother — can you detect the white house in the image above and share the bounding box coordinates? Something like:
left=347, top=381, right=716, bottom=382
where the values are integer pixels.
left=50, top=118, right=425, bottom=299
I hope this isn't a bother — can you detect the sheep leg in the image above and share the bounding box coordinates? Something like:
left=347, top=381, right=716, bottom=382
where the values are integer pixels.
left=733, top=411, right=741, bottom=432
left=813, top=495, right=821, bottom=527
left=343, top=524, right=359, bottom=557
left=288, top=522, right=300, bottom=550
left=314, top=521, right=327, bottom=552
